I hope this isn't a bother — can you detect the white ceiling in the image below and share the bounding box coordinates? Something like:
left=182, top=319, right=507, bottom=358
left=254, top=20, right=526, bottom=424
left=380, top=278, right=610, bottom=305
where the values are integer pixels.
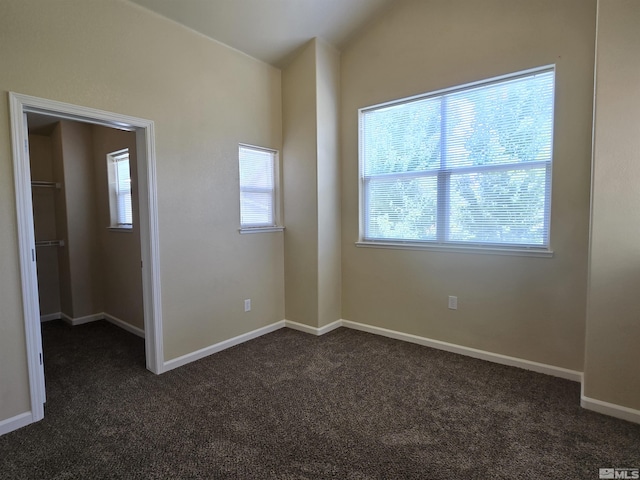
left=129, top=0, right=394, bottom=67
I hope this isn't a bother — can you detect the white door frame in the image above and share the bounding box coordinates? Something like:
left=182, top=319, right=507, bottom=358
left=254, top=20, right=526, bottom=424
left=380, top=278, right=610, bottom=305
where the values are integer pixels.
left=9, top=92, right=164, bottom=424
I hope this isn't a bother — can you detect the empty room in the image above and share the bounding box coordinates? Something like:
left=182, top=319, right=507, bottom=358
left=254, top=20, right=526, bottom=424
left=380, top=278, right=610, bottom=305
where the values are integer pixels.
left=0, top=0, right=639, bottom=478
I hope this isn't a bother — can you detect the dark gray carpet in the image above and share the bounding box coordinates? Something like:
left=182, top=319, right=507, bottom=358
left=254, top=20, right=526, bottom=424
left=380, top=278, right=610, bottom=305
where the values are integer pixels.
left=1, top=320, right=639, bottom=479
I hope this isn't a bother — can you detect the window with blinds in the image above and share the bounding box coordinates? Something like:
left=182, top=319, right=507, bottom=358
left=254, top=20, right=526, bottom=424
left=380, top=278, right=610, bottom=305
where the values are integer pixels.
left=359, top=66, right=555, bottom=250
left=107, top=149, right=133, bottom=229
left=239, top=145, right=278, bottom=228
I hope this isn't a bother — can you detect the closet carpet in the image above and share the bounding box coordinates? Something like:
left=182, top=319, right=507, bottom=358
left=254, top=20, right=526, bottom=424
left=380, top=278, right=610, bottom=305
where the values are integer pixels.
left=1, top=319, right=639, bottom=479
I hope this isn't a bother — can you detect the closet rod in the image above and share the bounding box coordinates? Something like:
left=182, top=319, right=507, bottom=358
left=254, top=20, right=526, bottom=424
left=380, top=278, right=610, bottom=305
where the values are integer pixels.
left=35, top=240, right=65, bottom=248
left=31, top=181, right=61, bottom=189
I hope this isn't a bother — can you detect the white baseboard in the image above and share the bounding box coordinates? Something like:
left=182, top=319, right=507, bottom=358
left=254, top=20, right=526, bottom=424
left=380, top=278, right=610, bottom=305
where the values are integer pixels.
left=59, top=311, right=145, bottom=338
left=340, top=319, right=583, bottom=382
left=60, top=312, right=104, bottom=326
left=0, top=411, right=33, bottom=436
left=40, top=312, right=61, bottom=322
left=581, top=391, right=640, bottom=425
left=163, top=320, right=286, bottom=373
left=285, top=319, right=342, bottom=336
left=103, top=313, right=145, bottom=338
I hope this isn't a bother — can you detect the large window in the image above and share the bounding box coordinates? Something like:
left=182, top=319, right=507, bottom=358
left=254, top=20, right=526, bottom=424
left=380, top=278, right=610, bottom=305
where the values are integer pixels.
left=107, top=149, right=132, bottom=229
left=239, top=144, right=281, bottom=231
left=359, top=66, right=555, bottom=251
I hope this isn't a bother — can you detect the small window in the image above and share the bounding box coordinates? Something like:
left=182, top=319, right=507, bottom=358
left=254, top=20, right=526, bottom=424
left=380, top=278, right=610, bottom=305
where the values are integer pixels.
left=239, top=145, right=281, bottom=232
left=107, top=149, right=132, bottom=229
left=359, top=66, right=555, bottom=251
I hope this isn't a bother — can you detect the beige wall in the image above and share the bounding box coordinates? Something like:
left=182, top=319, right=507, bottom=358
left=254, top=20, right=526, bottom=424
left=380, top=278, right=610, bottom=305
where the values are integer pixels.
left=584, top=0, right=640, bottom=410
left=0, top=0, right=283, bottom=423
left=283, top=38, right=341, bottom=328
left=340, top=0, right=596, bottom=370
left=29, top=134, right=62, bottom=316
left=92, top=126, right=144, bottom=330
left=283, top=40, right=320, bottom=326
left=58, top=120, right=104, bottom=318
left=316, top=39, right=342, bottom=328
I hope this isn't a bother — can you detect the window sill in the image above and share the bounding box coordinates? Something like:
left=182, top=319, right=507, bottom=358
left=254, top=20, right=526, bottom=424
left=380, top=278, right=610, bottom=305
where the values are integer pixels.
left=355, top=241, right=554, bottom=258
left=108, top=226, right=133, bottom=233
left=239, top=226, right=285, bottom=235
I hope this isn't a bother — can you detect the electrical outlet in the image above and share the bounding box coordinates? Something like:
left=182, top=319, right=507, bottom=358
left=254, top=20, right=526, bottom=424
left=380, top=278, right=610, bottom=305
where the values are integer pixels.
left=448, top=296, right=458, bottom=310
left=244, top=299, right=251, bottom=312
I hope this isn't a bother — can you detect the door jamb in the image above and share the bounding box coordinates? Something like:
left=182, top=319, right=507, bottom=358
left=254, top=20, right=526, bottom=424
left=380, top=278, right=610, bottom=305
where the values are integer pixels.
left=9, top=92, right=165, bottom=425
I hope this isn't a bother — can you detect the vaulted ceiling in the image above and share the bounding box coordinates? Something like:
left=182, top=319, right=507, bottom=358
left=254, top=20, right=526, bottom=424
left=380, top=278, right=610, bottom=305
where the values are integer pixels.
left=129, top=0, right=395, bottom=67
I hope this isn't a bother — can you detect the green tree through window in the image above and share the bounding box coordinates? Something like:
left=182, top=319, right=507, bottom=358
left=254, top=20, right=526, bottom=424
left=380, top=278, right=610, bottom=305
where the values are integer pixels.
left=360, top=67, right=555, bottom=249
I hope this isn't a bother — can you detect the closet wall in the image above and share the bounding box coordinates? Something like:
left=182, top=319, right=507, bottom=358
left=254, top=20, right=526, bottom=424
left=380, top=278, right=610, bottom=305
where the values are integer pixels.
left=57, top=120, right=103, bottom=318
left=30, top=134, right=61, bottom=316
left=29, top=119, right=143, bottom=332
left=92, top=126, right=143, bottom=330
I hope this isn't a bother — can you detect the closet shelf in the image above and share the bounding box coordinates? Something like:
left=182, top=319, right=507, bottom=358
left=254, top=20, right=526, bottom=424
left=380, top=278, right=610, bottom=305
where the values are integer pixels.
left=35, top=240, right=65, bottom=248
left=31, top=181, right=61, bottom=189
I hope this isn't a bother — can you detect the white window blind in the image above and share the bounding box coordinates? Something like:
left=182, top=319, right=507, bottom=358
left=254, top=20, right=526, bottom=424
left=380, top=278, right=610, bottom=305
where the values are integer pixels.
left=239, top=145, right=277, bottom=227
left=108, top=150, right=132, bottom=228
left=360, top=67, right=555, bottom=249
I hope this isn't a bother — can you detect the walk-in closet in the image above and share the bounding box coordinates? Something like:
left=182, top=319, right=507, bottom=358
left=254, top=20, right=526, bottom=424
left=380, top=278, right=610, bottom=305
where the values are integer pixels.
left=28, top=115, right=144, bottom=336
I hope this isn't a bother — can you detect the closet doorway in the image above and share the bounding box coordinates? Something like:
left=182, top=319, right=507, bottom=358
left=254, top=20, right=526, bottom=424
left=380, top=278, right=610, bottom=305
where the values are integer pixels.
left=9, top=93, right=164, bottom=429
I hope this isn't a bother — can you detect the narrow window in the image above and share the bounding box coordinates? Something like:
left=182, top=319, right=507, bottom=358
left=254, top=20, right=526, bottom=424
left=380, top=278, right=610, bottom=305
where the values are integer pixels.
left=239, top=145, right=279, bottom=230
left=359, top=66, right=555, bottom=250
left=107, top=149, right=132, bottom=229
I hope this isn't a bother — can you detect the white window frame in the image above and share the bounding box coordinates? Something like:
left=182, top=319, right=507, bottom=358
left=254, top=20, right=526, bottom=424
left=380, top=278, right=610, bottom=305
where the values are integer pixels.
left=238, top=144, right=284, bottom=234
left=107, top=148, right=133, bottom=230
left=357, top=66, right=555, bottom=257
